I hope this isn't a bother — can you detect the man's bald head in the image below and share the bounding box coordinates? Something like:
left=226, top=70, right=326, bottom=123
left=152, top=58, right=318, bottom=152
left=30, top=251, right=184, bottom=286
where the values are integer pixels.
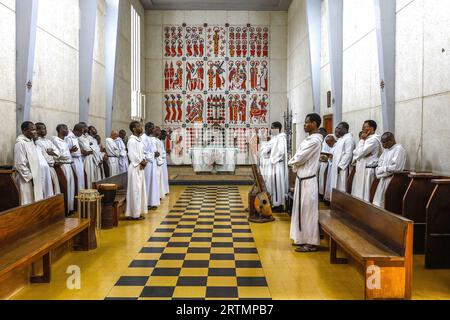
left=111, top=130, right=119, bottom=139
left=381, top=132, right=396, bottom=149
left=325, top=135, right=337, bottom=148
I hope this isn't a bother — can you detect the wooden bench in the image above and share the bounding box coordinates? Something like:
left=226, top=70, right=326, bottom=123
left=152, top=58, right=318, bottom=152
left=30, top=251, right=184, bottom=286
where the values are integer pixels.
left=319, top=189, right=413, bottom=300
left=92, top=172, right=127, bottom=228
left=384, top=171, right=411, bottom=216
left=0, top=167, right=20, bottom=212
left=0, top=194, right=90, bottom=284
left=425, top=179, right=450, bottom=269
left=403, top=172, right=443, bottom=254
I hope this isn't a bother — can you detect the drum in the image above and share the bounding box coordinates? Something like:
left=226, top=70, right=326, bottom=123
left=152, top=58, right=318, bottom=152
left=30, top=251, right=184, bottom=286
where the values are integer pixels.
left=97, top=184, right=118, bottom=230
left=76, top=189, right=102, bottom=249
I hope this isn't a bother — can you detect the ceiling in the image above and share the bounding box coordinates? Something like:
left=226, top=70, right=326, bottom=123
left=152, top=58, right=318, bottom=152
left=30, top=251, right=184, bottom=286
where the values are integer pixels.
left=140, top=0, right=292, bottom=11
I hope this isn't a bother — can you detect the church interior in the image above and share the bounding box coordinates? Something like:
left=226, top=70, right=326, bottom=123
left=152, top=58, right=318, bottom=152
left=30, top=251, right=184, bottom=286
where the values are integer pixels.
left=1, top=0, right=449, bottom=301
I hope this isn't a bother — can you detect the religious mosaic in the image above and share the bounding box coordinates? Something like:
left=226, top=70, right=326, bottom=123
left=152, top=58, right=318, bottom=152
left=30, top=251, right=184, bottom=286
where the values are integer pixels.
left=162, top=23, right=271, bottom=164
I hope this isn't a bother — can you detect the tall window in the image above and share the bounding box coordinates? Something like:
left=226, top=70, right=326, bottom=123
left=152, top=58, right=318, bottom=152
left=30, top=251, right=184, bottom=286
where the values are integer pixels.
left=131, top=5, right=144, bottom=120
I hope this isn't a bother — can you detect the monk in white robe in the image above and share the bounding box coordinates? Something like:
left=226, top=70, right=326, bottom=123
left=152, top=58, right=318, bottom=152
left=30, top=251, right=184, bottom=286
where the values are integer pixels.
left=328, top=122, right=355, bottom=199
left=142, top=122, right=160, bottom=208
left=323, top=135, right=337, bottom=201
left=78, top=125, right=101, bottom=189
left=373, top=133, right=407, bottom=208
left=88, top=126, right=105, bottom=181
left=288, top=114, right=324, bottom=252
left=35, top=123, right=61, bottom=195
left=319, top=135, right=334, bottom=197
left=66, top=127, right=85, bottom=192
left=125, top=121, right=148, bottom=220
left=266, top=122, right=288, bottom=208
left=14, top=122, right=43, bottom=205
left=158, top=130, right=170, bottom=196
left=351, top=121, right=382, bottom=202
left=106, top=131, right=121, bottom=177
left=153, top=127, right=164, bottom=198
left=115, top=136, right=128, bottom=173
left=53, top=124, right=76, bottom=211
left=36, top=145, right=54, bottom=199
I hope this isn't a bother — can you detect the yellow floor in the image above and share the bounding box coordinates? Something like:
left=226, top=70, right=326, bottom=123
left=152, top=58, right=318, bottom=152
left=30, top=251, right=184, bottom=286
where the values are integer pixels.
left=11, top=186, right=450, bottom=300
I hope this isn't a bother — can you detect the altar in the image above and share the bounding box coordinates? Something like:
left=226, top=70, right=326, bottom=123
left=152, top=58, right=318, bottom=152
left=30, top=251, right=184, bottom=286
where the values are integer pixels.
left=189, top=147, right=238, bottom=173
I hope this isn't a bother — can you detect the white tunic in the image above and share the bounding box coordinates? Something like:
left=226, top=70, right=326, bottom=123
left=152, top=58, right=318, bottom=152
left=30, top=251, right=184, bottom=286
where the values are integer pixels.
left=36, top=145, right=54, bottom=199
left=318, top=138, right=333, bottom=196
left=52, top=136, right=76, bottom=211
left=142, top=134, right=160, bottom=207
left=288, top=133, right=323, bottom=246
left=36, top=137, right=61, bottom=195
left=268, top=133, right=288, bottom=207
left=259, top=140, right=273, bottom=196
left=78, top=134, right=100, bottom=189
left=328, top=133, right=355, bottom=199
left=106, top=138, right=120, bottom=177
left=372, top=144, right=407, bottom=208
left=351, top=134, right=381, bottom=202
left=157, top=139, right=170, bottom=196
left=65, top=131, right=85, bottom=192
left=14, top=135, right=43, bottom=205
left=115, top=137, right=129, bottom=173
left=125, top=135, right=148, bottom=218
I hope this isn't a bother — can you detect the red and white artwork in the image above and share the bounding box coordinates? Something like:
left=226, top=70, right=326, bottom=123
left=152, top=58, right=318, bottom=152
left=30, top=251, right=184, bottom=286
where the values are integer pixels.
left=164, top=60, right=184, bottom=91
left=185, top=60, right=205, bottom=91
left=228, top=26, right=248, bottom=58
left=249, top=26, right=269, bottom=58
left=206, top=26, right=226, bottom=58
left=206, top=94, right=226, bottom=125
left=228, top=60, right=247, bottom=91
left=249, top=60, right=269, bottom=92
left=249, top=94, right=269, bottom=125
left=164, top=26, right=184, bottom=58
left=185, top=93, right=205, bottom=124
left=206, top=61, right=226, bottom=91
left=164, top=94, right=184, bottom=125
left=185, top=26, right=205, bottom=58
left=227, top=94, right=247, bottom=125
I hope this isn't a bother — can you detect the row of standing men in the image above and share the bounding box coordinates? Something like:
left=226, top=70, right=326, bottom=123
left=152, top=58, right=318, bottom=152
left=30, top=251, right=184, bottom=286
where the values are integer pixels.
left=258, top=116, right=406, bottom=253
left=13, top=121, right=169, bottom=216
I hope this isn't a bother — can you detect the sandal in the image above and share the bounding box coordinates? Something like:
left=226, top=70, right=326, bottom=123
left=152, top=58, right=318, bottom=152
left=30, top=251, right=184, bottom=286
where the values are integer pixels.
left=295, top=245, right=318, bottom=253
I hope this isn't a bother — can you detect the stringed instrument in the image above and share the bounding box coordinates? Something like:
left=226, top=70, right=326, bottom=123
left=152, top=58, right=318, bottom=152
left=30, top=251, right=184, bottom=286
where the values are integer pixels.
left=248, top=164, right=274, bottom=222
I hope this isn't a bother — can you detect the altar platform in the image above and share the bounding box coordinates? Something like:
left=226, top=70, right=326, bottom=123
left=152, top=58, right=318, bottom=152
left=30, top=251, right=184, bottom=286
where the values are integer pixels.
left=168, top=165, right=254, bottom=185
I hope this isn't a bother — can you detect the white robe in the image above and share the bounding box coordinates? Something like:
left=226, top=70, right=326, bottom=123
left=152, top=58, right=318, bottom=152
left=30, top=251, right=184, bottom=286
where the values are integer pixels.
left=351, top=134, right=382, bottom=202
left=36, top=145, right=54, bottom=199
left=157, top=139, right=170, bottom=196
left=318, top=140, right=333, bottom=196
left=106, top=138, right=120, bottom=177
left=259, top=140, right=273, bottom=196
left=116, top=137, right=129, bottom=173
left=36, top=137, right=61, bottom=195
left=65, top=131, right=85, bottom=192
left=52, top=136, right=76, bottom=211
left=372, top=144, right=407, bottom=208
left=14, top=135, right=43, bottom=205
left=152, top=137, right=163, bottom=198
left=268, top=133, right=288, bottom=207
left=125, top=135, right=148, bottom=218
left=78, top=134, right=101, bottom=189
left=142, top=134, right=160, bottom=207
left=328, top=133, right=355, bottom=199
left=288, top=133, right=323, bottom=246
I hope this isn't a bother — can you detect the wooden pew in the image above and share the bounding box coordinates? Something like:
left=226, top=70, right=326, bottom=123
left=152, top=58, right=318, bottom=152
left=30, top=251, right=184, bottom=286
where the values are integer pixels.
left=0, top=194, right=90, bottom=284
left=425, top=179, right=450, bottom=269
left=369, top=177, right=380, bottom=203
left=0, top=167, right=20, bottom=212
left=319, top=189, right=413, bottom=300
left=384, top=171, right=411, bottom=216
left=346, top=165, right=356, bottom=194
left=403, top=172, right=442, bottom=254
left=92, top=172, right=127, bottom=228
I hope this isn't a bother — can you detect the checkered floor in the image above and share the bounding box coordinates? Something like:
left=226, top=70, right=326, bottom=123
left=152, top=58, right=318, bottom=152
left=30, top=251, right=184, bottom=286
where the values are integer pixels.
left=105, top=186, right=271, bottom=300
